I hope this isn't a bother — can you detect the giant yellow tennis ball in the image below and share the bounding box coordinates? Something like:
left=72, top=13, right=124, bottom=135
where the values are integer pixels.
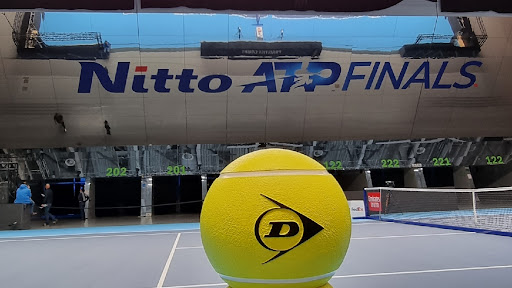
left=200, top=148, right=351, bottom=288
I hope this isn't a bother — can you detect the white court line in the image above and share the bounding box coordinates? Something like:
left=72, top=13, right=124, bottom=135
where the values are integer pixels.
left=332, top=264, right=512, bottom=279
left=0, top=222, right=400, bottom=242
left=176, top=246, right=204, bottom=250
left=174, top=232, right=474, bottom=250
left=160, top=284, right=225, bottom=288
left=157, top=233, right=182, bottom=288
left=0, top=228, right=199, bottom=240
left=159, top=265, right=512, bottom=288
left=352, top=222, right=394, bottom=226
left=352, top=231, right=474, bottom=240
left=0, top=232, right=178, bottom=243
left=0, top=225, right=469, bottom=244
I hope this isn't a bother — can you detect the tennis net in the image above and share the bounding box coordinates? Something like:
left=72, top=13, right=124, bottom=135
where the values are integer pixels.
left=364, top=187, right=512, bottom=233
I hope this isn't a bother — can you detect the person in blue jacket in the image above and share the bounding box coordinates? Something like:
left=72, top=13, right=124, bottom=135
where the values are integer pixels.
left=14, top=183, right=37, bottom=215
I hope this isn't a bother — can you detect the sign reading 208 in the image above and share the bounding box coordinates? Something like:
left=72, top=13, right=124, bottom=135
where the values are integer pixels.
left=78, top=61, right=482, bottom=94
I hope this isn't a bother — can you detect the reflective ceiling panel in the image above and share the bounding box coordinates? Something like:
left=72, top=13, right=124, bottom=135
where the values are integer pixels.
left=1, top=1, right=511, bottom=15
left=0, top=12, right=511, bottom=149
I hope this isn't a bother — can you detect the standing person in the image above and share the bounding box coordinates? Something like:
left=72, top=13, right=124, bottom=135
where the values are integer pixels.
left=53, top=113, right=67, bottom=132
left=78, top=187, right=89, bottom=221
left=14, top=183, right=37, bottom=215
left=42, top=184, right=57, bottom=226
left=103, top=40, right=111, bottom=54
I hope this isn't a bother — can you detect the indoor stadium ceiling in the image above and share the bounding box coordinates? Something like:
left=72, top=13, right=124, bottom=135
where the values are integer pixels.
left=0, top=1, right=511, bottom=15
left=0, top=11, right=511, bottom=149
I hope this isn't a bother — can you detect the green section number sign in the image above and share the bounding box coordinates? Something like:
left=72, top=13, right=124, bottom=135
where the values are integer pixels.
left=107, top=167, right=127, bottom=177
left=167, top=165, right=186, bottom=175
left=381, top=159, right=399, bottom=168
left=486, top=156, right=504, bottom=165
left=433, top=158, right=451, bottom=167
left=324, top=161, right=343, bottom=170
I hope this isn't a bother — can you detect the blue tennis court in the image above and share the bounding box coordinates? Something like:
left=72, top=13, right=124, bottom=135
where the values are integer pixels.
left=0, top=219, right=510, bottom=288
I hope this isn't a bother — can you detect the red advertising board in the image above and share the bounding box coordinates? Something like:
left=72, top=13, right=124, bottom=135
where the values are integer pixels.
left=367, top=192, right=381, bottom=212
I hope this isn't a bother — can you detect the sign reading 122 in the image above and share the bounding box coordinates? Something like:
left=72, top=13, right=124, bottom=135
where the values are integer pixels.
left=486, top=156, right=504, bottom=165
left=324, top=161, right=343, bottom=170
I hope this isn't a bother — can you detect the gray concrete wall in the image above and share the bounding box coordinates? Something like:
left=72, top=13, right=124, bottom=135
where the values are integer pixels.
left=471, top=162, right=512, bottom=188
left=140, top=177, right=152, bottom=217
left=338, top=170, right=371, bottom=200
left=404, top=168, right=417, bottom=188
left=453, top=166, right=475, bottom=188
left=0, top=204, right=31, bottom=230
left=201, top=175, right=207, bottom=200
left=404, top=168, right=426, bottom=188
left=88, top=180, right=95, bottom=219
left=0, top=183, right=8, bottom=204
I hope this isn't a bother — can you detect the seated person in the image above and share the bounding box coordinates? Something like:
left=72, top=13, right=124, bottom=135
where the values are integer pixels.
left=14, top=184, right=37, bottom=215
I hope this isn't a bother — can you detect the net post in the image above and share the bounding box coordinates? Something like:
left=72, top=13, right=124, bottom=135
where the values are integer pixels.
left=471, top=189, right=478, bottom=225
left=378, top=188, right=382, bottom=220
left=363, top=188, right=370, bottom=218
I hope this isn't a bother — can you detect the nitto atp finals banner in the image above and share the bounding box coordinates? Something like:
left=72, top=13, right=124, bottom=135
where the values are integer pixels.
left=78, top=60, right=482, bottom=94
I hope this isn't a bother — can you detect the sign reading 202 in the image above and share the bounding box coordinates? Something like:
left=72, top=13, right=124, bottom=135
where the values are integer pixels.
left=106, top=167, right=127, bottom=177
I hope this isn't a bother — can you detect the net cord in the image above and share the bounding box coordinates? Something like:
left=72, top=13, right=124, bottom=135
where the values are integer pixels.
left=364, top=186, right=512, bottom=193
left=472, top=190, right=477, bottom=224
